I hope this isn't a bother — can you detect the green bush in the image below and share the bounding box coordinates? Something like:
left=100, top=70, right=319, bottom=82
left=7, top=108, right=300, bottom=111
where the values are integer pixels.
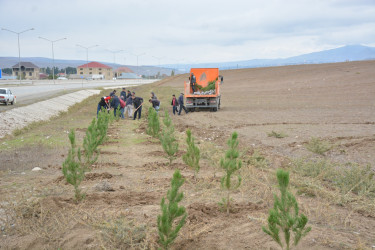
left=62, top=129, right=86, bottom=201
left=305, top=137, right=331, bottom=155
left=82, top=118, right=100, bottom=170
left=157, top=169, right=187, bottom=250
left=220, top=132, right=242, bottom=214
left=160, top=111, right=178, bottom=166
left=263, top=169, right=311, bottom=250
left=182, top=129, right=200, bottom=178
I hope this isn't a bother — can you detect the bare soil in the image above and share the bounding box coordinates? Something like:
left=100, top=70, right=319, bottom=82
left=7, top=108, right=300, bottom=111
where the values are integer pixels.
left=1, top=60, right=374, bottom=249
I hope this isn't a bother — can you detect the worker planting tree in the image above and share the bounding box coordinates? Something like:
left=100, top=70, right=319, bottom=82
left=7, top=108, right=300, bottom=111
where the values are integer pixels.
left=220, top=131, right=242, bottom=214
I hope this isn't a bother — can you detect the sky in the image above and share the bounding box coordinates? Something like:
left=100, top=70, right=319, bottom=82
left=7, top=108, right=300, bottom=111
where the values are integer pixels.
left=0, top=0, right=375, bottom=66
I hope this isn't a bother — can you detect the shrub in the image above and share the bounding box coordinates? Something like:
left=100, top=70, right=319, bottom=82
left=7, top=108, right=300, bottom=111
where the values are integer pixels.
left=220, top=132, right=242, bottom=214
left=263, top=169, right=311, bottom=250
left=147, top=107, right=160, bottom=138
left=160, top=111, right=178, bottom=166
left=290, top=159, right=375, bottom=197
left=62, top=129, right=86, bottom=201
left=97, top=216, right=147, bottom=249
left=249, top=150, right=269, bottom=169
left=182, top=129, right=200, bottom=178
left=157, top=169, right=187, bottom=250
left=268, top=131, right=288, bottom=138
left=305, top=137, right=331, bottom=155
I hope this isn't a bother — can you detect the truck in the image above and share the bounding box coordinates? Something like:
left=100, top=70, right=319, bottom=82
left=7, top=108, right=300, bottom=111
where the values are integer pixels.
left=0, top=88, right=16, bottom=105
left=184, top=68, right=222, bottom=112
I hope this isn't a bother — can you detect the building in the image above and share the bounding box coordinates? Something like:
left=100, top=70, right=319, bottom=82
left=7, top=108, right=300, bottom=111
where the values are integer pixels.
left=12, top=62, right=40, bottom=80
left=114, top=66, right=133, bottom=78
left=76, top=62, right=113, bottom=80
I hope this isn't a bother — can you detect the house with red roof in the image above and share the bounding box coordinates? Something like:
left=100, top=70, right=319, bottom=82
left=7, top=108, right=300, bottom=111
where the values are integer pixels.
left=76, top=61, right=113, bottom=80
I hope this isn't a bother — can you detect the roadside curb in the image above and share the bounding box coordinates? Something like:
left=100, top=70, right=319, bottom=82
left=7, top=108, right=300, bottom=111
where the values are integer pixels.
left=0, top=89, right=101, bottom=139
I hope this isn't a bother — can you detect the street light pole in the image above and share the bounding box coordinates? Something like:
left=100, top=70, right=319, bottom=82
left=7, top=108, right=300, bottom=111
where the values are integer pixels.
left=106, top=49, right=123, bottom=64
left=1, top=27, right=34, bottom=84
left=76, top=44, right=98, bottom=80
left=39, top=36, right=66, bottom=84
left=132, top=53, right=145, bottom=77
left=152, top=56, right=163, bottom=78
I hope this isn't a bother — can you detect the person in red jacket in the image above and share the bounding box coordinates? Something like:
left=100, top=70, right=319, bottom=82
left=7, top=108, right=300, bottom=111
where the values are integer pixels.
left=171, top=94, right=179, bottom=115
left=97, top=95, right=111, bottom=117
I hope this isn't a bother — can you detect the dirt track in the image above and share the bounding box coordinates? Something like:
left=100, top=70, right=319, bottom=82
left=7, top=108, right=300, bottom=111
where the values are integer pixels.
left=1, top=60, right=375, bottom=249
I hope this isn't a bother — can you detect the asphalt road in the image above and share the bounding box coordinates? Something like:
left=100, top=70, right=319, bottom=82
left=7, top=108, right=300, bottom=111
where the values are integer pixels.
left=0, top=79, right=157, bottom=112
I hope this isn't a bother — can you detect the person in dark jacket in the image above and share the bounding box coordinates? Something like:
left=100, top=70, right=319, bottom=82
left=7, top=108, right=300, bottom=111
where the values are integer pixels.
left=120, top=88, right=127, bottom=100
left=97, top=96, right=110, bottom=117
left=171, top=94, right=179, bottom=115
left=178, top=93, right=188, bottom=115
left=149, top=98, right=160, bottom=113
left=109, top=89, right=117, bottom=96
left=125, top=94, right=134, bottom=118
left=126, top=90, right=132, bottom=99
left=132, top=95, right=143, bottom=120
left=190, top=73, right=196, bottom=93
left=110, top=95, right=121, bottom=117
left=150, top=92, right=157, bottom=100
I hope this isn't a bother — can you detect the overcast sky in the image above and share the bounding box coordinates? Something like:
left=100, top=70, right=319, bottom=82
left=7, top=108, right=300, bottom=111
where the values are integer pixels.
left=0, top=0, right=374, bottom=66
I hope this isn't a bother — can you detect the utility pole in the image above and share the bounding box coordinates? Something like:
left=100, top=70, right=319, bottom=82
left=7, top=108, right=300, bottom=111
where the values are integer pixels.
left=39, top=36, right=67, bottom=84
left=132, top=52, right=145, bottom=77
left=1, top=27, right=34, bottom=84
left=76, top=44, right=99, bottom=80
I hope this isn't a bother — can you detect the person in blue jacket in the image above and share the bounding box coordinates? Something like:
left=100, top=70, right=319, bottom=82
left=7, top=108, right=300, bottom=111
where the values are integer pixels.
left=178, top=93, right=188, bottom=115
left=110, top=94, right=121, bottom=117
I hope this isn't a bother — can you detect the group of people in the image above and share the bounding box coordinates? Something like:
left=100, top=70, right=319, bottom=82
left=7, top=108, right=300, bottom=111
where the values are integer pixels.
left=97, top=88, right=188, bottom=120
left=97, top=87, right=144, bottom=120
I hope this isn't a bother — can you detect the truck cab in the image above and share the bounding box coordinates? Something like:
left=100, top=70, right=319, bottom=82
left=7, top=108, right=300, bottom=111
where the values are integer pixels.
left=184, top=68, right=222, bottom=112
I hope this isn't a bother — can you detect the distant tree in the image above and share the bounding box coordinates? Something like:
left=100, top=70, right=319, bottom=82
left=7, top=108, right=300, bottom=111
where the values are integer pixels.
left=65, top=67, right=77, bottom=74
left=171, top=70, right=175, bottom=76
left=1, top=68, right=12, bottom=75
left=46, top=67, right=51, bottom=75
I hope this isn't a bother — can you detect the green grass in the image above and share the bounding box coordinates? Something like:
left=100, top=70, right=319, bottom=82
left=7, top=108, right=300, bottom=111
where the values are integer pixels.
left=305, top=137, right=332, bottom=155
left=267, top=130, right=288, bottom=138
left=290, top=158, right=375, bottom=197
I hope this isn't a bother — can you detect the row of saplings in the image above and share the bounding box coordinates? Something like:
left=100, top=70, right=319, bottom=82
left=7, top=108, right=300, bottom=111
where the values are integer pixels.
left=61, top=107, right=311, bottom=250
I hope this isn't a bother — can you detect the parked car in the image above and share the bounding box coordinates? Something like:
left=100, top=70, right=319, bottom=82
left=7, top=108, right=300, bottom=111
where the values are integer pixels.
left=57, top=76, right=68, bottom=80
left=0, top=88, right=16, bottom=105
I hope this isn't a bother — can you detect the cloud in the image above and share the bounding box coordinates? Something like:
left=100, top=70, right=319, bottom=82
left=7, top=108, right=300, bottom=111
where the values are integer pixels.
left=1, top=0, right=374, bottom=65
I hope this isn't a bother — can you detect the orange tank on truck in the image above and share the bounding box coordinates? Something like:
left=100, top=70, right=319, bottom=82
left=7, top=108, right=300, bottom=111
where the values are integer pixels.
left=184, top=68, right=223, bottom=112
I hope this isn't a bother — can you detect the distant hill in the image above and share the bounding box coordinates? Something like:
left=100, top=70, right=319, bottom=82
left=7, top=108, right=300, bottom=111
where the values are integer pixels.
left=162, top=44, right=375, bottom=71
left=0, top=57, right=180, bottom=76
left=1, top=45, right=375, bottom=74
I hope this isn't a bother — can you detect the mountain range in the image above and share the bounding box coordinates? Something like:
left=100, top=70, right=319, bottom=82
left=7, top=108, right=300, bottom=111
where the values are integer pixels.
left=1, top=45, right=374, bottom=75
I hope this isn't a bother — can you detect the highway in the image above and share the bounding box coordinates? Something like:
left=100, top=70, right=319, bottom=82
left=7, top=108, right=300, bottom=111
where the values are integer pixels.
left=0, top=79, right=157, bottom=112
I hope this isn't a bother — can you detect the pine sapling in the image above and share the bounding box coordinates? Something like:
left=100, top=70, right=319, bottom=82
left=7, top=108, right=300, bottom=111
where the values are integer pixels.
left=82, top=118, right=100, bottom=170
left=62, top=129, right=86, bottom=201
left=220, top=131, right=242, bottom=214
left=160, top=111, right=178, bottom=166
left=262, top=169, right=311, bottom=250
left=147, top=107, right=160, bottom=138
left=157, top=169, right=187, bottom=250
left=182, top=129, right=200, bottom=179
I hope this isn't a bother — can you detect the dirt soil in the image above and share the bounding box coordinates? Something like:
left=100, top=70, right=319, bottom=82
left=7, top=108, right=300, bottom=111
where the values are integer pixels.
left=1, top=60, right=375, bottom=249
